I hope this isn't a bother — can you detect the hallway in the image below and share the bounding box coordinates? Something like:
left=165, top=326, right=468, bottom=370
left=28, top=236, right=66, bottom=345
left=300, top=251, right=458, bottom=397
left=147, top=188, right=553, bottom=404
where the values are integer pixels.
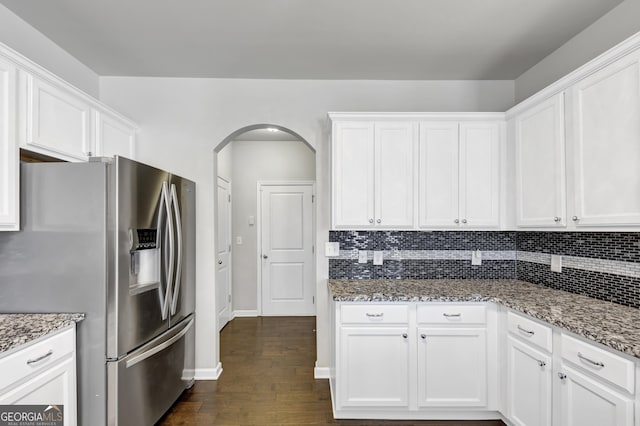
left=158, top=317, right=505, bottom=425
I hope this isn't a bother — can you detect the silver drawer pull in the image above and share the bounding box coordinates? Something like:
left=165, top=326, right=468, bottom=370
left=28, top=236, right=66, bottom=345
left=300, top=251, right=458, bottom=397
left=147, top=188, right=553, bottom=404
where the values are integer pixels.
left=365, top=313, right=383, bottom=318
left=577, top=352, right=605, bottom=368
left=27, top=350, right=53, bottom=365
left=517, top=325, right=535, bottom=335
left=442, top=313, right=461, bottom=318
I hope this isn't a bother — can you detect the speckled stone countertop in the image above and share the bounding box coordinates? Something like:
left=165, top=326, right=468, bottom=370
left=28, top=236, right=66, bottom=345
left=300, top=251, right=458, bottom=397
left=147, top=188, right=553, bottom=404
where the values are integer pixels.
left=328, top=279, right=640, bottom=359
left=0, top=313, right=85, bottom=356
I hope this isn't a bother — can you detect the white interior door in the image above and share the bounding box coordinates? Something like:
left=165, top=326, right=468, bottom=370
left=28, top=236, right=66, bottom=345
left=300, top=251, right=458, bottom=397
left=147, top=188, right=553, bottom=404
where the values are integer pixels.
left=216, top=177, right=232, bottom=330
left=260, top=183, right=315, bottom=316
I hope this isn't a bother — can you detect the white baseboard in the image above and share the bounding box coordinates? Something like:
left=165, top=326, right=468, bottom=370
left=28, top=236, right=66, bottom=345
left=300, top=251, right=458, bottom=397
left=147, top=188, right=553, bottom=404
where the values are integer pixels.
left=233, top=310, right=258, bottom=317
left=194, top=362, right=223, bottom=380
left=314, top=362, right=330, bottom=379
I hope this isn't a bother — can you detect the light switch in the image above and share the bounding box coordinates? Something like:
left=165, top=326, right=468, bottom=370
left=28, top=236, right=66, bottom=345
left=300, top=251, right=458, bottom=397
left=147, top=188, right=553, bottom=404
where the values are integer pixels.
left=248, top=216, right=255, bottom=226
left=551, top=255, right=562, bottom=272
left=358, top=250, right=368, bottom=264
left=373, top=251, right=384, bottom=266
left=236, top=236, right=243, bottom=245
left=325, top=242, right=340, bottom=257
left=472, top=250, right=482, bottom=266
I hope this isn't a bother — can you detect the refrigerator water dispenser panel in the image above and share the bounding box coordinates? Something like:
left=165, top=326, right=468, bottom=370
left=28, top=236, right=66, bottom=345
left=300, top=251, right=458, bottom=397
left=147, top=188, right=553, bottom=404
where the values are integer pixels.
left=129, top=228, right=160, bottom=294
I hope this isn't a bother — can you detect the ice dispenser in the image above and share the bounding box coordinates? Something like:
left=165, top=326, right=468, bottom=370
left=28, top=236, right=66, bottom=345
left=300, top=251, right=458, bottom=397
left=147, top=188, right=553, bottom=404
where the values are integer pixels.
left=129, top=228, right=160, bottom=294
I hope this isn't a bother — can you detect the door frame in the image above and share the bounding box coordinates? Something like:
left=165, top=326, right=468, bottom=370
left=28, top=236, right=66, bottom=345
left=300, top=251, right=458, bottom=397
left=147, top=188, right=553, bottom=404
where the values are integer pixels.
left=256, top=180, right=316, bottom=316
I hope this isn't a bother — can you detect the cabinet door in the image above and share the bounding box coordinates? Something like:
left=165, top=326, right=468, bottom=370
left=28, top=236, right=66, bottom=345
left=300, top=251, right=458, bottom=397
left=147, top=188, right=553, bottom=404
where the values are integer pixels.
left=337, top=327, right=410, bottom=408
left=332, top=121, right=375, bottom=228
left=459, top=122, right=500, bottom=228
left=94, top=109, right=136, bottom=159
left=25, top=74, right=92, bottom=162
left=418, top=122, right=459, bottom=228
left=0, top=356, right=77, bottom=426
left=417, top=328, right=487, bottom=407
left=558, top=364, right=634, bottom=426
left=506, top=337, right=552, bottom=426
left=515, top=93, right=567, bottom=227
left=0, top=56, right=18, bottom=231
left=571, top=49, right=640, bottom=226
left=374, top=122, right=416, bottom=228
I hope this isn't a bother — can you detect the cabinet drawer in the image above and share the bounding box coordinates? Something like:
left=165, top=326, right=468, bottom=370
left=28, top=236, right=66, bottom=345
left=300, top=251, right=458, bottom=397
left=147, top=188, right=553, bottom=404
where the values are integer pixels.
left=0, top=327, right=75, bottom=392
left=340, top=304, right=409, bottom=324
left=561, top=333, right=635, bottom=394
left=507, top=311, right=553, bottom=352
left=417, top=304, right=486, bottom=325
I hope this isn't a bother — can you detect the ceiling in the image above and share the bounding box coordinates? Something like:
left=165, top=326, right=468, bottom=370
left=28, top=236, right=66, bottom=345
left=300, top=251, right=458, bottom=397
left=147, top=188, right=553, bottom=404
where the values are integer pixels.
left=0, top=0, right=624, bottom=80
left=233, top=128, right=301, bottom=142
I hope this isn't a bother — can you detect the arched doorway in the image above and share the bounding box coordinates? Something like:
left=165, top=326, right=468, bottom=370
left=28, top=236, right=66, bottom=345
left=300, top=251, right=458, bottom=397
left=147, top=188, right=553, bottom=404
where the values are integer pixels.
left=213, top=124, right=317, bottom=330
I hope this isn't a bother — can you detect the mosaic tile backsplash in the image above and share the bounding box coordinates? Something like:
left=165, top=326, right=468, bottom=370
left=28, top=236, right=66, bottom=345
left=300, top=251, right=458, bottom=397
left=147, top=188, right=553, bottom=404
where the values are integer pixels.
left=328, top=231, right=640, bottom=309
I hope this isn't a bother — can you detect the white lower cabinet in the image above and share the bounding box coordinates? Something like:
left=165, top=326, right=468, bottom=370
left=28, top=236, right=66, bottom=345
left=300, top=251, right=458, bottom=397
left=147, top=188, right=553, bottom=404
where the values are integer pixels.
left=557, top=364, right=634, bottom=426
left=506, top=336, right=552, bottom=426
left=337, top=327, right=410, bottom=408
left=0, top=326, right=77, bottom=426
left=417, top=328, right=487, bottom=407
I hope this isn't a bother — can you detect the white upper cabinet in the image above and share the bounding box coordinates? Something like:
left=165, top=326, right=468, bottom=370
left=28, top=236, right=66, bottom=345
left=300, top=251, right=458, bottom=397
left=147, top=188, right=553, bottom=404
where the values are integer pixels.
left=374, top=122, right=416, bottom=228
left=419, top=121, right=501, bottom=229
left=569, top=48, right=640, bottom=226
left=94, top=109, right=136, bottom=159
left=23, top=74, right=93, bottom=162
left=459, top=122, right=501, bottom=228
left=514, top=93, right=567, bottom=228
left=418, top=122, right=459, bottom=228
left=331, top=119, right=416, bottom=229
left=332, top=121, right=375, bottom=228
left=0, top=56, right=18, bottom=231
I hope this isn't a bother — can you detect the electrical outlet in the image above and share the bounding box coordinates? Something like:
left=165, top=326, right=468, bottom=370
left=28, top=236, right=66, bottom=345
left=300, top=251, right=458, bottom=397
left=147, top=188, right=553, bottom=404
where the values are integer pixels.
left=358, top=250, right=368, bottom=263
left=373, top=251, right=384, bottom=265
left=472, top=250, right=482, bottom=266
left=325, top=242, right=340, bottom=257
left=551, top=255, right=562, bottom=272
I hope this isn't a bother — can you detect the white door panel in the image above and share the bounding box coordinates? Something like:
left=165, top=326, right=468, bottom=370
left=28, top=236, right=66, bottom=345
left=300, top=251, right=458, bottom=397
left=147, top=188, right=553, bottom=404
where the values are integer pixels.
left=261, top=184, right=315, bottom=316
left=216, top=177, right=231, bottom=330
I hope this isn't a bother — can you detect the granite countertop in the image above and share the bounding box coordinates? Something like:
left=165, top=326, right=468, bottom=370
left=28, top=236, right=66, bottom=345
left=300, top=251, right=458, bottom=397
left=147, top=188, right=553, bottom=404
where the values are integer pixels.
left=328, top=279, right=640, bottom=359
left=0, top=313, right=85, bottom=356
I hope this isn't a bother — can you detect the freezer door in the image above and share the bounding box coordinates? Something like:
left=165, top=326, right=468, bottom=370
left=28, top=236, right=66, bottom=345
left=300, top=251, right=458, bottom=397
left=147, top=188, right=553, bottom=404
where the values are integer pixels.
left=168, top=175, right=196, bottom=327
left=107, top=315, right=195, bottom=426
left=108, top=157, right=173, bottom=358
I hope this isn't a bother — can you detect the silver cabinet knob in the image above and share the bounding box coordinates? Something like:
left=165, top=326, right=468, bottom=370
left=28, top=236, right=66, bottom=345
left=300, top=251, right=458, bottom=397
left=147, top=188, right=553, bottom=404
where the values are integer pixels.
left=218, top=259, right=222, bottom=265
left=537, top=360, right=546, bottom=367
left=420, top=334, right=426, bottom=339
left=402, top=333, right=408, bottom=339
left=263, top=254, right=268, bottom=259
left=461, top=219, right=467, bottom=224
left=558, top=372, right=567, bottom=380
left=369, top=218, right=374, bottom=224
left=454, top=219, right=459, bottom=224
left=572, top=216, right=579, bottom=221
left=554, top=216, right=561, bottom=222
left=376, top=219, right=381, bottom=224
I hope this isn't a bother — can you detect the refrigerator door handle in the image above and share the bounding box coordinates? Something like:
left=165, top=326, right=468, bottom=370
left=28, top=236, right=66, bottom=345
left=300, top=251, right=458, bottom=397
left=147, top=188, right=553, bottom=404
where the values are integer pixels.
left=125, top=317, right=194, bottom=368
left=170, top=184, right=183, bottom=316
left=160, top=181, right=175, bottom=320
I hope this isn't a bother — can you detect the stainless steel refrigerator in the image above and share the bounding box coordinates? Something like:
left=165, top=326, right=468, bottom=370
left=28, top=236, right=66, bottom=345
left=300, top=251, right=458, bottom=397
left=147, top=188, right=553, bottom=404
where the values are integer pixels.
left=0, top=156, right=196, bottom=425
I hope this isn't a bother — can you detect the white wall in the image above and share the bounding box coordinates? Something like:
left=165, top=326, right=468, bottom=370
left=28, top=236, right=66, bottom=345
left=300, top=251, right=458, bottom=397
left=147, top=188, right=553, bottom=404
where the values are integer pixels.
left=224, top=139, right=316, bottom=313
left=217, top=141, right=233, bottom=182
left=98, top=76, right=514, bottom=377
left=515, top=0, right=640, bottom=103
left=0, top=4, right=99, bottom=97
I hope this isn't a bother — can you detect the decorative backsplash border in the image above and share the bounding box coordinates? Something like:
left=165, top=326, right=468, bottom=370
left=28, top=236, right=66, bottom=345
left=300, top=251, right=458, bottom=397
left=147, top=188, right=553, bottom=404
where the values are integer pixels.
left=328, top=231, right=640, bottom=309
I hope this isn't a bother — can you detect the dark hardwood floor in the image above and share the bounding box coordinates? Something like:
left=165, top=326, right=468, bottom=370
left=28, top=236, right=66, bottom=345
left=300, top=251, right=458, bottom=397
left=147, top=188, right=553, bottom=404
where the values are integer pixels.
left=157, top=316, right=505, bottom=426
